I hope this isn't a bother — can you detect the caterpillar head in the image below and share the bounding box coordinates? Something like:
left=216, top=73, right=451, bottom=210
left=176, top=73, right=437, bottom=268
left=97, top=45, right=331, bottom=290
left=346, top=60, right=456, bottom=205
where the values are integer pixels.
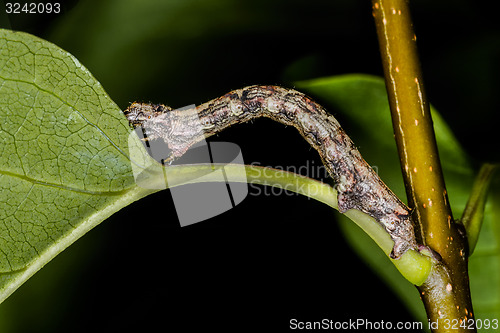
left=124, top=102, right=172, bottom=128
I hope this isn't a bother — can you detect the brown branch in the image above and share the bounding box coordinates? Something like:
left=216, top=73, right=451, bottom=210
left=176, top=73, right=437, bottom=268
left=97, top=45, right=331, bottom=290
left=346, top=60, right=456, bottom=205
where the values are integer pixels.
left=372, top=0, right=475, bottom=331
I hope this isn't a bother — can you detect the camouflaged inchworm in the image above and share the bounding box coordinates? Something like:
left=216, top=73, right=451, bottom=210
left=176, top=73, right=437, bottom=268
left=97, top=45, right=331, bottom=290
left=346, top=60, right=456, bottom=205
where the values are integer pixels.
left=124, top=85, right=418, bottom=258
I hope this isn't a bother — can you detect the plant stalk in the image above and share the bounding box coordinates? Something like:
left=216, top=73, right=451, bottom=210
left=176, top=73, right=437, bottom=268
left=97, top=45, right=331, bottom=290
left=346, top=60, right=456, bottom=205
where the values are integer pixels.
left=372, top=0, right=475, bottom=331
left=460, top=163, right=499, bottom=254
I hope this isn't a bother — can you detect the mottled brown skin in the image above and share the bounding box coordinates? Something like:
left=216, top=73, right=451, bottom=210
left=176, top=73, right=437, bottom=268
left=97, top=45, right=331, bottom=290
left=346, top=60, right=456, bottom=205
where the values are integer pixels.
left=124, top=85, right=417, bottom=258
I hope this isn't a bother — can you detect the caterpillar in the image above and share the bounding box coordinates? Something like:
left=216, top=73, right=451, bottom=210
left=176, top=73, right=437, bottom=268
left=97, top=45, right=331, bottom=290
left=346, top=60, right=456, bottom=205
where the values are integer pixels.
left=124, top=85, right=417, bottom=259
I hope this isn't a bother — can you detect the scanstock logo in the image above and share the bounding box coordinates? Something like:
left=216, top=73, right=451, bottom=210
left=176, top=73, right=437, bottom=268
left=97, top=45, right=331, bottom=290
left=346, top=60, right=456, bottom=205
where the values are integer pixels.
left=128, top=104, right=247, bottom=227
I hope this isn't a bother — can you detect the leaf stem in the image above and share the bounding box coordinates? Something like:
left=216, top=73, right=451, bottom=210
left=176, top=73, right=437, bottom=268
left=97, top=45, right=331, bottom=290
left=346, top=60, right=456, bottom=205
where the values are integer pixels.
left=372, top=0, right=475, bottom=330
left=139, top=162, right=432, bottom=285
left=460, top=163, right=500, bottom=255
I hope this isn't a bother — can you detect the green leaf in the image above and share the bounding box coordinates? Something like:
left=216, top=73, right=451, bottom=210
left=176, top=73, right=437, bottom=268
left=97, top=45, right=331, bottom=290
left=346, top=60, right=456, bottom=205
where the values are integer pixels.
left=297, top=74, right=500, bottom=329
left=0, top=35, right=421, bottom=305
left=0, top=29, right=156, bottom=302
left=0, top=31, right=427, bottom=305
left=2, top=28, right=495, bottom=327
